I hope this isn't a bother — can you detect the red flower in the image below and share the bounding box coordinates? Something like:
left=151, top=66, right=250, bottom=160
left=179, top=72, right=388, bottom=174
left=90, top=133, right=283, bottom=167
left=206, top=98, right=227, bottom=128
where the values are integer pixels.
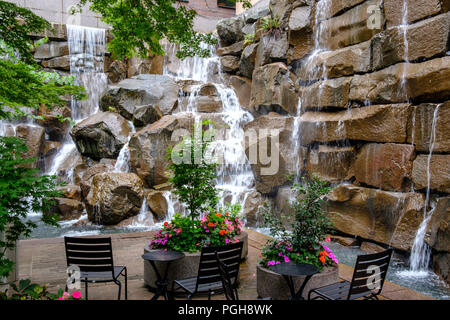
left=216, top=213, right=222, bottom=218
left=207, top=222, right=215, bottom=227
left=219, top=230, right=227, bottom=236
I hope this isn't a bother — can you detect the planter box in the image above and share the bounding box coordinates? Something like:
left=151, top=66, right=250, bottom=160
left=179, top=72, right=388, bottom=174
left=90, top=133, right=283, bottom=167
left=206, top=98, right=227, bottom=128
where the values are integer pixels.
left=256, top=264, right=339, bottom=300
left=144, top=231, right=248, bottom=291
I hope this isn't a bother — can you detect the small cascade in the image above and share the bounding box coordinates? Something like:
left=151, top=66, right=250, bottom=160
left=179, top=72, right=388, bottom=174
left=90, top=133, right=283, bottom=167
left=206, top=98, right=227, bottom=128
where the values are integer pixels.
left=46, top=25, right=107, bottom=181
left=114, top=121, right=136, bottom=173
left=409, top=104, right=441, bottom=273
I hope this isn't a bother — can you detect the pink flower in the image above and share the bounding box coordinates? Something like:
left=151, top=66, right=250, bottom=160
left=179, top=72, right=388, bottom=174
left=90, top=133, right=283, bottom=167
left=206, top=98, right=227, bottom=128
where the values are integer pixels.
left=267, top=260, right=276, bottom=266
left=278, top=252, right=283, bottom=257
left=325, top=237, right=331, bottom=243
left=72, top=291, right=82, bottom=299
left=225, top=238, right=230, bottom=244
left=57, top=297, right=64, bottom=300
left=275, top=261, right=280, bottom=265
left=284, top=256, right=290, bottom=263
left=63, top=292, right=70, bottom=299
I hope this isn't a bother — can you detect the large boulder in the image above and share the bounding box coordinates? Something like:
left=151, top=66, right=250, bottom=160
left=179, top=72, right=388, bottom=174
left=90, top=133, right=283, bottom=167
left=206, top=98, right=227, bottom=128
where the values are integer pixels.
left=238, top=43, right=258, bottom=79
left=132, top=105, right=163, bottom=127
left=372, top=13, right=450, bottom=70
left=129, top=114, right=225, bottom=187
left=220, top=55, right=240, bottom=73
left=350, top=57, right=450, bottom=104
left=249, top=63, right=299, bottom=117
left=37, top=104, right=71, bottom=141
left=14, top=124, right=45, bottom=169
left=217, top=41, right=244, bottom=57
left=146, top=190, right=168, bottom=221
left=412, top=155, right=450, bottom=193
left=244, top=114, right=304, bottom=194
left=230, top=76, right=252, bottom=109
left=353, top=143, right=416, bottom=191
left=384, top=0, right=449, bottom=27
left=327, top=184, right=425, bottom=251
left=306, top=145, right=356, bottom=183
left=34, top=41, right=69, bottom=59
left=100, top=74, right=179, bottom=120
left=425, top=197, right=450, bottom=252
left=46, top=198, right=84, bottom=220
left=242, top=190, right=265, bottom=226
left=79, top=162, right=115, bottom=200
left=318, top=0, right=384, bottom=50
left=70, top=111, right=132, bottom=160
left=299, top=77, right=351, bottom=110
left=255, top=33, right=289, bottom=67
left=295, top=40, right=371, bottom=81
left=409, top=102, right=450, bottom=153
left=85, top=172, right=144, bottom=225
left=299, top=104, right=411, bottom=145
left=217, top=16, right=245, bottom=46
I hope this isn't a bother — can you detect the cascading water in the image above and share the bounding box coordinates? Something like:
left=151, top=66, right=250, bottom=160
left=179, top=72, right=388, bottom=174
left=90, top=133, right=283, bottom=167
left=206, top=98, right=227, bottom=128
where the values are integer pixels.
left=408, top=104, right=441, bottom=274
left=47, top=25, right=108, bottom=182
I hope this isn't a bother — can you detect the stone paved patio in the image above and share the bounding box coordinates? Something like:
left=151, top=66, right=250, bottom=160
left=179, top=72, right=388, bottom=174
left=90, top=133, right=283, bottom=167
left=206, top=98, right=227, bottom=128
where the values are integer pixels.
left=15, top=229, right=433, bottom=300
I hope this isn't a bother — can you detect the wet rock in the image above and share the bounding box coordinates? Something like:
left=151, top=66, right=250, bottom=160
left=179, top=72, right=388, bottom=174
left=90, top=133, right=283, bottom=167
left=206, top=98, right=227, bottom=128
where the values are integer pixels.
left=425, top=197, right=449, bottom=252
left=319, top=0, right=366, bottom=20
left=57, top=184, right=82, bottom=202
left=242, top=0, right=270, bottom=23
left=34, top=41, right=69, bottom=59
left=327, top=184, right=425, bottom=251
left=372, top=13, right=450, bottom=70
left=242, top=190, right=265, bottom=226
left=349, top=57, right=450, bottom=104
left=106, top=60, right=127, bottom=84
left=360, top=241, right=387, bottom=254
left=217, top=16, right=245, bottom=46
left=196, top=96, right=223, bottom=113
left=146, top=190, right=168, bottom=221
left=85, top=172, right=144, bottom=225
left=299, top=104, right=411, bottom=145
left=239, top=43, right=258, bottom=79
left=384, top=0, right=449, bottom=27
left=409, top=101, right=450, bottom=153
left=14, top=124, right=45, bottom=168
left=412, top=155, right=450, bottom=193
left=319, top=0, right=384, bottom=50
left=100, top=74, right=179, bottom=120
left=52, top=147, right=83, bottom=183
left=244, top=115, right=304, bottom=194
left=126, top=56, right=162, bottom=78
left=217, top=41, right=244, bottom=57
left=132, top=105, right=163, bottom=127
left=288, top=5, right=311, bottom=31
left=433, top=253, right=450, bottom=284
left=36, top=104, right=71, bottom=141
left=46, top=198, right=84, bottom=220
left=43, top=141, right=61, bottom=158
left=79, top=162, right=115, bottom=200
left=329, top=235, right=359, bottom=247
left=255, top=33, right=289, bottom=67
left=220, top=55, right=240, bottom=73
left=353, top=143, right=415, bottom=191
left=230, top=76, right=252, bottom=109
left=306, top=145, right=356, bottom=183
left=270, top=0, right=295, bottom=27
left=288, top=27, right=313, bottom=62
left=275, top=186, right=296, bottom=224
left=41, top=55, right=70, bottom=71
left=250, top=62, right=299, bottom=116
left=70, top=111, right=132, bottom=160
left=300, top=77, right=351, bottom=110
left=129, top=114, right=210, bottom=187
left=295, top=41, right=371, bottom=81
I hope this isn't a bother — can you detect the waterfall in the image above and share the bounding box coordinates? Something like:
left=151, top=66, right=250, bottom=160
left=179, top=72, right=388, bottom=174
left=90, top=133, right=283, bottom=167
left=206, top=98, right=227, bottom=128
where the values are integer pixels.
left=162, top=42, right=256, bottom=216
left=46, top=25, right=107, bottom=181
left=409, top=104, right=441, bottom=273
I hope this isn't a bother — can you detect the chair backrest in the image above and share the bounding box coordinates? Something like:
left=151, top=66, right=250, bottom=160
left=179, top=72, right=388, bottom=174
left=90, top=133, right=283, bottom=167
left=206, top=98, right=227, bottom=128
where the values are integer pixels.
left=64, top=237, right=115, bottom=278
left=215, top=251, right=238, bottom=300
left=195, top=241, right=243, bottom=293
left=348, top=248, right=393, bottom=299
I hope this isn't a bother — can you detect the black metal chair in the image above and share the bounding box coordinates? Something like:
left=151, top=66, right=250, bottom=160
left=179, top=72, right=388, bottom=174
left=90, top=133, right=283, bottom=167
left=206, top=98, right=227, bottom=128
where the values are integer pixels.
left=308, top=249, right=393, bottom=300
left=64, top=237, right=127, bottom=300
left=172, top=241, right=243, bottom=300
left=215, top=251, right=239, bottom=300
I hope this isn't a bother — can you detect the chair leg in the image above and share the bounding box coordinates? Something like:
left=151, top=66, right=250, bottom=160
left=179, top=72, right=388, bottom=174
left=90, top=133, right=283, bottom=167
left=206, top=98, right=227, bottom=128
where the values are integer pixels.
left=124, top=268, right=128, bottom=300
left=116, top=280, right=122, bottom=300
left=85, top=280, right=88, bottom=300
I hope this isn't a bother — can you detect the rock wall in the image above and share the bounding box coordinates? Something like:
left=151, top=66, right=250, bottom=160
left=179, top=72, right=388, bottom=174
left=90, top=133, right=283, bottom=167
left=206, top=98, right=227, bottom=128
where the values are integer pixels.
left=217, top=0, right=450, bottom=283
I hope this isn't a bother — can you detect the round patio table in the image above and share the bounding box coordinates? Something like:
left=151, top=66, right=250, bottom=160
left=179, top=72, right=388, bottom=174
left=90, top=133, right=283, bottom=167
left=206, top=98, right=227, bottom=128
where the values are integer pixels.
left=271, top=262, right=320, bottom=300
left=142, top=250, right=185, bottom=300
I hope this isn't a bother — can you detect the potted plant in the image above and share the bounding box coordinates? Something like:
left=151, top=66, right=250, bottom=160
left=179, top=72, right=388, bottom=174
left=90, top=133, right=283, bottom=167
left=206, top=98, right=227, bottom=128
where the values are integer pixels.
left=143, top=121, right=248, bottom=289
left=256, top=176, right=339, bottom=300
